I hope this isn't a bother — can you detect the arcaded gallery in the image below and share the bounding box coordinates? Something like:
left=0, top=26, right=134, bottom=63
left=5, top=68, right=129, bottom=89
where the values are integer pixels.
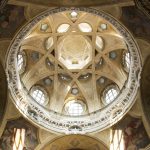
left=0, top=0, right=150, bottom=149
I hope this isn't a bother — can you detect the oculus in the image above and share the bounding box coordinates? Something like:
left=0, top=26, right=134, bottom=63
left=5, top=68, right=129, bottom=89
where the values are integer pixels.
left=65, top=100, right=86, bottom=116
left=102, top=85, right=119, bottom=105
left=57, top=24, right=70, bottom=33
left=30, top=86, right=49, bottom=105
left=78, top=23, right=92, bottom=32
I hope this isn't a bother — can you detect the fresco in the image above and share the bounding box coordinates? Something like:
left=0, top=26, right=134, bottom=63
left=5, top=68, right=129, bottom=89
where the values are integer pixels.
left=121, top=6, right=150, bottom=41
left=0, top=117, right=39, bottom=150
left=42, top=134, right=108, bottom=150
left=113, top=115, right=150, bottom=150
left=0, top=4, right=25, bottom=38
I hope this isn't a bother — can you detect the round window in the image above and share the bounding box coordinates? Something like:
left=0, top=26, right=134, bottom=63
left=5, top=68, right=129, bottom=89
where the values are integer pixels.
left=65, top=100, right=86, bottom=116
left=103, top=85, right=119, bottom=105
left=31, top=86, right=49, bottom=105
left=78, top=23, right=92, bottom=32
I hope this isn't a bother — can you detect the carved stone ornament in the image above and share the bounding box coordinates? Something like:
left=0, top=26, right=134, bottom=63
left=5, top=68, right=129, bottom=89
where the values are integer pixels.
left=6, top=8, right=142, bottom=134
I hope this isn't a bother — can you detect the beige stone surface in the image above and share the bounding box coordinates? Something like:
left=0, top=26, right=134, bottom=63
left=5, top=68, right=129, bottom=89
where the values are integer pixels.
left=0, top=2, right=150, bottom=149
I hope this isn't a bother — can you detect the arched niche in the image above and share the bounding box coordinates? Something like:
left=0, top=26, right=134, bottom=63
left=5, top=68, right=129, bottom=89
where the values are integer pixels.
left=42, top=134, right=108, bottom=150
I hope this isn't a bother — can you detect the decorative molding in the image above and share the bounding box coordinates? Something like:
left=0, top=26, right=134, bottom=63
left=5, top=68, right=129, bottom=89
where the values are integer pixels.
left=6, top=7, right=142, bottom=134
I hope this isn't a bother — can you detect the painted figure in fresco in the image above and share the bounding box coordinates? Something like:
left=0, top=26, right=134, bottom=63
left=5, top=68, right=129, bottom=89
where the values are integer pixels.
left=24, top=127, right=38, bottom=150
left=0, top=128, right=14, bottom=150
left=0, top=118, right=38, bottom=150
left=124, top=119, right=141, bottom=150
left=121, top=6, right=150, bottom=41
left=123, top=118, right=149, bottom=150
left=0, top=5, right=25, bottom=38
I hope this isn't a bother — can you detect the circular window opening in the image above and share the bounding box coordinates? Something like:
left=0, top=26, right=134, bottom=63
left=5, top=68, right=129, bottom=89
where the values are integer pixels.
left=31, top=86, right=48, bottom=105
left=70, top=11, right=78, bottom=18
left=65, top=100, right=86, bottom=116
left=78, top=23, right=92, bottom=32
left=57, top=24, right=70, bottom=33
left=103, top=85, right=119, bottom=105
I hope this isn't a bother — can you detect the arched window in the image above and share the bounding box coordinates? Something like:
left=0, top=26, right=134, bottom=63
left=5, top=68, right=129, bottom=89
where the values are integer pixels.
left=65, top=100, right=86, bottom=116
left=96, top=36, right=103, bottom=50
left=57, top=24, right=70, bottom=33
left=31, top=86, right=48, bottom=105
left=45, top=37, right=54, bottom=50
left=17, top=51, right=26, bottom=74
left=103, top=85, right=119, bottom=105
left=13, top=128, right=25, bottom=150
left=78, top=23, right=92, bottom=32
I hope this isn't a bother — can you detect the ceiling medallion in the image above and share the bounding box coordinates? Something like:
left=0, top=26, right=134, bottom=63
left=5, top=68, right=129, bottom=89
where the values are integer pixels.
left=6, top=8, right=142, bottom=134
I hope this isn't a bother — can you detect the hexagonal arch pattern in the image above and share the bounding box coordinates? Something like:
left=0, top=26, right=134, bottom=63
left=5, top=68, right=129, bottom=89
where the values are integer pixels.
left=57, top=35, right=92, bottom=70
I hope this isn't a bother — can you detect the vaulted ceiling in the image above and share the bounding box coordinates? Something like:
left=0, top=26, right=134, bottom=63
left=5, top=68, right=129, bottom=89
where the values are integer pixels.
left=0, top=0, right=150, bottom=149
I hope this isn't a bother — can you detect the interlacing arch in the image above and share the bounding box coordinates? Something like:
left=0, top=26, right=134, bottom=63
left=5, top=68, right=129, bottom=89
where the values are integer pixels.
left=6, top=8, right=141, bottom=133
left=20, top=10, right=128, bottom=113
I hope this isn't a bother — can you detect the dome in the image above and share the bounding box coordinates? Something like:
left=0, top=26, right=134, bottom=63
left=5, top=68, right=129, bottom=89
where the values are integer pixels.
left=6, top=8, right=142, bottom=134
left=57, top=35, right=92, bottom=69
